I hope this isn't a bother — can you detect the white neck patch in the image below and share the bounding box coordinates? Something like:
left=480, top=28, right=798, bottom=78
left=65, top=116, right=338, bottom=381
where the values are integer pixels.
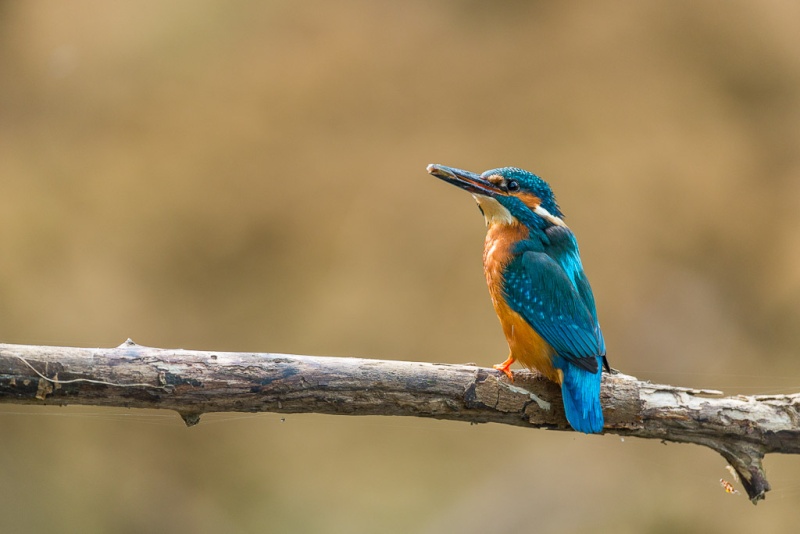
left=473, top=195, right=515, bottom=226
left=534, top=205, right=566, bottom=227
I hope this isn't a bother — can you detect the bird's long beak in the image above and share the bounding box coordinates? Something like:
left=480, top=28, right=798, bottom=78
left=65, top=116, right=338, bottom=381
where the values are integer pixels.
left=427, top=164, right=501, bottom=197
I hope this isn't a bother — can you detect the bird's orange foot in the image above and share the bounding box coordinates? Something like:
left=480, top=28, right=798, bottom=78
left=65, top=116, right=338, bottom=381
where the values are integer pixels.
left=493, top=356, right=516, bottom=381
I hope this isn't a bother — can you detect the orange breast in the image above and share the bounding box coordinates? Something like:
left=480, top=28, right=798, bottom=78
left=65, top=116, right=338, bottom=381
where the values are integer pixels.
left=483, top=223, right=559, bottom=382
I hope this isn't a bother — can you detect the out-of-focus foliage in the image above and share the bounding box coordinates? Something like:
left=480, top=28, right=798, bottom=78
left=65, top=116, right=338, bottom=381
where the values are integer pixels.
left=1, top=1, right=800, bottom=532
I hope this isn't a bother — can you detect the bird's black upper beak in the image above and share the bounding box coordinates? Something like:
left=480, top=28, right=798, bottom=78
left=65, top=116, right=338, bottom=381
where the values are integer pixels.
left=427, top=164, right=501, bottom=197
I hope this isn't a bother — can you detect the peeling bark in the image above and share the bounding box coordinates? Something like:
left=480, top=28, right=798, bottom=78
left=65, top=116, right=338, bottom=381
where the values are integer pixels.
left=1, top=341, right=798, bottom=504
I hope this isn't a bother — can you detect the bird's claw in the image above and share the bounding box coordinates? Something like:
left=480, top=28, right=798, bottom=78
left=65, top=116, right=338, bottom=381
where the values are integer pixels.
left=493, top=363, right=515, bottom=381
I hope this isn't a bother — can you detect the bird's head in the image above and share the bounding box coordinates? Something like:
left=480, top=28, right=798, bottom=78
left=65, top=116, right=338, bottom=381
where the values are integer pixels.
left=427, top=164, right=564, bottom=229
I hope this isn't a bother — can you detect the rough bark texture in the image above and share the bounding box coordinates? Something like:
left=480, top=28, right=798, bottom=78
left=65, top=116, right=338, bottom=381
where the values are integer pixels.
left=1, top=341, right=798, bottom=504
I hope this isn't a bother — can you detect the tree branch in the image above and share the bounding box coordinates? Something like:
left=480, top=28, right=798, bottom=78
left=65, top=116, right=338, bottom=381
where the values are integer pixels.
left=1, top=341, right=798, bottom=504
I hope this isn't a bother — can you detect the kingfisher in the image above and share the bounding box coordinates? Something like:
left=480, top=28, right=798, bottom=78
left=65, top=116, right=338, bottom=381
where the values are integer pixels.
left=427, top=164, right=608, bottom=433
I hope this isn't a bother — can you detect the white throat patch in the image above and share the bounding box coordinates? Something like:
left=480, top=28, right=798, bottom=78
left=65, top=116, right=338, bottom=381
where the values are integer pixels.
left=473, top=195, right=515, bottom=226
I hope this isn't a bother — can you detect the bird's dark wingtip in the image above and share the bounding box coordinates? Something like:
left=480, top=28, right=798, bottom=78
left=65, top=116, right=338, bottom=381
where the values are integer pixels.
left=571, top=355, right=599, bottom=374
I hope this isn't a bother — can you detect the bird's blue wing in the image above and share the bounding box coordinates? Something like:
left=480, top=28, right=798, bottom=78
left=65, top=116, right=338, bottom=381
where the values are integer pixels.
left=574, top=269, right=606, bottom=357
left=502, top=251, right=603, bottom=373
left=544, top=224, right=606, bottom=357
left=506, top=227, right=606, bottom=433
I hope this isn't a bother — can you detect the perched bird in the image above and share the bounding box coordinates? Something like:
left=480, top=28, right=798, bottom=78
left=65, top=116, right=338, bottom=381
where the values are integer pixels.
left=427, top=164, right=608, bottom=433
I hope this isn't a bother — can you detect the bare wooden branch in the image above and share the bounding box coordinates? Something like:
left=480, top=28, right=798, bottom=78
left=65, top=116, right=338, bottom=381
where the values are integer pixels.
left=1, top=341, right=798, bottom=504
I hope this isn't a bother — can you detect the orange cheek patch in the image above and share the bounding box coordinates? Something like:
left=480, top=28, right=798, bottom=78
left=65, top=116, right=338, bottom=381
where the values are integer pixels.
left=515, top=192, right=542, bottom=211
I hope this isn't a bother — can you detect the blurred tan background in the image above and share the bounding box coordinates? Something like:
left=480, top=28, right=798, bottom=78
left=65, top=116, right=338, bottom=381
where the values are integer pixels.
left=2, top=1, right=800, bottom=532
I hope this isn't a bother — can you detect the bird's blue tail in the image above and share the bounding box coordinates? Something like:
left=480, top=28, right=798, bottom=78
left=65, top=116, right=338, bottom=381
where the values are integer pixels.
left=560, top=361, right=604, bottom=434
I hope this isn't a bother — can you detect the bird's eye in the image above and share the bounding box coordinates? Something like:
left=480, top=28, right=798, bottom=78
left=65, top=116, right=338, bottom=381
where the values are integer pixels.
left=506, top=180, right=520, bottom=192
